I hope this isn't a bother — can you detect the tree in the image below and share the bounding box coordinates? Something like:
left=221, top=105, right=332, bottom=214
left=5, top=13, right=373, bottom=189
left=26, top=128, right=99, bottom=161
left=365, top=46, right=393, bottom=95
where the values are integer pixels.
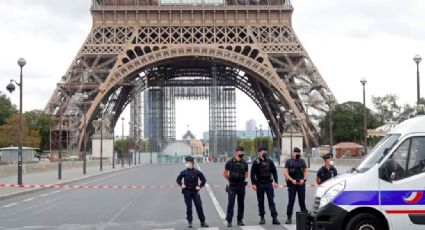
left=371, top=94, right=401, bottom=125
left=0, top=92, right=17, bottom=126
left=115, top=138, right=129, bottom=158
left=0, top=114, right=41, bottom=148
left=320, top=101, right=380, bottom=145
left=24, top=110, right=52, bottom=151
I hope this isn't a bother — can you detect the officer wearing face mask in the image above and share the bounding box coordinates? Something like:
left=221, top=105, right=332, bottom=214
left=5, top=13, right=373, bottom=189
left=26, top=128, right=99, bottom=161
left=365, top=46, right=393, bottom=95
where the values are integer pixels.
left=176, top=156, right=209, bottom=228
left=223, top=146, right=249, bottom=227
left=283, top=147, right=309, bottom=225
left=250, top=146, right=280, bottom=225
left=316, top=153, right=338, bottom=185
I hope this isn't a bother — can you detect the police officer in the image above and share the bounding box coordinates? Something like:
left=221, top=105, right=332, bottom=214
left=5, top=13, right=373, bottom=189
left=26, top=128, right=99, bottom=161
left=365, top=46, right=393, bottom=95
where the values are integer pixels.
left=250, top=146, right=280, bottom=225
left=316, top=153, right=338, bottom=185
left=283, top=147, right=309, bottom=224
left=223, top=146, right=249, bottom=227
left=176, top=156, right=209, bottom=228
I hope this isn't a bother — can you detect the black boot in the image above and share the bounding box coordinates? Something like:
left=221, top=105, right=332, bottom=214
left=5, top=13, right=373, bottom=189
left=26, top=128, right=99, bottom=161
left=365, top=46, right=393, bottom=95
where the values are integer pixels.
left=200, top=222, right=209, bottom=228
left=272, top=217, right=281, bottom=225
left=259, top=217, right=265, bottom=225
left=226, top=221, right=232, bottom=227
left=188, top=221, right=193, bottom=228
left=285, top=216, right=292, bottom=225
left=237, top=220, right=245, bottom=226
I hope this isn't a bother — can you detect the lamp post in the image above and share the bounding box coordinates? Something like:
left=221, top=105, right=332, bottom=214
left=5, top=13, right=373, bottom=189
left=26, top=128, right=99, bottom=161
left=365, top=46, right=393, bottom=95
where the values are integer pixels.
left=414, top=55, right=422, bottom=105
left=326, top=93, right=334, bottom=153
left=360, top=78, right=368, bottom=155
left=99, top=103, right=105, bottom=171
left=276, top=113, right=281, bottom=165
left=82, top=93, right=88, bottom=174
left=305, top=102, right=311, bottom=168
left=259, top=124, right=263, bottom=147
left=255, top=127, right=258, bottom=152
left=6, top=58, right=26, bottom=185
left=111, top=111, right=116, bottom=169
left=121, top=117, right=125, bottom=167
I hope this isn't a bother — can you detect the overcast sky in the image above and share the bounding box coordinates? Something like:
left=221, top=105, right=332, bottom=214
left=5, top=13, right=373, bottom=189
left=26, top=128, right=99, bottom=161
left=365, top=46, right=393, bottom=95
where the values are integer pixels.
left=0, top=0, right=424, bottom=138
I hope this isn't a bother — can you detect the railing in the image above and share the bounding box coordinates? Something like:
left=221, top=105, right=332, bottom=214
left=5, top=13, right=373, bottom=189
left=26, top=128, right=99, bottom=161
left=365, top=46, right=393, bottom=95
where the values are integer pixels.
left=91, top=0, right=292, bottom=9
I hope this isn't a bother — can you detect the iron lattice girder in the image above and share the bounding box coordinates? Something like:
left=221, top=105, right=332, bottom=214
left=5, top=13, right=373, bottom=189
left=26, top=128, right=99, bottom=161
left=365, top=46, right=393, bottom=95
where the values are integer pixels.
left=45, top=4, right=334, bottom=155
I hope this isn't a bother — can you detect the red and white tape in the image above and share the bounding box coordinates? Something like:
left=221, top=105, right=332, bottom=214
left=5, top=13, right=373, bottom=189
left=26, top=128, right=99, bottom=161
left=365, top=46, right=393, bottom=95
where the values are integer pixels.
left=0, top=183, right=316, bottom=190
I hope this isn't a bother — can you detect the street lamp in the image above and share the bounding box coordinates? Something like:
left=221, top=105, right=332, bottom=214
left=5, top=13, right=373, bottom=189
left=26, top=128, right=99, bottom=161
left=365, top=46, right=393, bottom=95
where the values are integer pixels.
left=121, top=117, right=125, bottom=167
left=99, top=103, right=105, bottom=171
left=82, top=93, right=88, bottom=174
left=414, top=54, right=422, bottom=105
left=111, top=111, right=116, bottom=169
left=259, top=124, right=263, bottom=147
left=6, top=58, right=26, bottom=185
left=326, top=93, right=334, bottom=152
left=360, top=78, right=368, bottom=155
left=305, top=102, right=311, bottom=168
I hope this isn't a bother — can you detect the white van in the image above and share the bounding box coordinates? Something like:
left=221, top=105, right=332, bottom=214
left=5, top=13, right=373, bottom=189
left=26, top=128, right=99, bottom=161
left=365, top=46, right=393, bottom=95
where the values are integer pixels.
left=310, top=115, right=425, bottom=230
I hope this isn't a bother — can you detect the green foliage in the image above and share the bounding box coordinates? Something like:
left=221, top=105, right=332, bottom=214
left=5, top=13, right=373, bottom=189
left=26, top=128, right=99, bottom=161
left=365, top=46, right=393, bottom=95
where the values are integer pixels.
left=0, top=114, right=41, bottom=148
left=114, top=138, right=129, bottom=158
left=0, top=92, right=17, bottom=126
left=320, top=101, right=380, bottom=145
left=236, top=137, right=273, bottom=157
left=372, top=94, right=422, bottom=123
left=24, top=110, right=52, bottom=151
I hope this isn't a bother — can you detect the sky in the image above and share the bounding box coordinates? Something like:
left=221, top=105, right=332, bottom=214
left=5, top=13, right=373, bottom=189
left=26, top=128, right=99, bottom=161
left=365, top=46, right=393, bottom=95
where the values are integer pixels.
left=0, top=0, right=424, bottom=139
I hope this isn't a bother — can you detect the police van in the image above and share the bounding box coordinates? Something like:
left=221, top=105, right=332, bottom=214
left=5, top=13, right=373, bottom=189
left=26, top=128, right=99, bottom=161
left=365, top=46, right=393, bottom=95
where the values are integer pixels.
left=310, top=115, right=425, bottom=230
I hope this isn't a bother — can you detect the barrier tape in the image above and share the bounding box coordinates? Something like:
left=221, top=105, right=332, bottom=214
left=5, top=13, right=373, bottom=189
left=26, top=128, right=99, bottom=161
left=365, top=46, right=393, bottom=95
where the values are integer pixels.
left=0, top=183, right=317, bottom=190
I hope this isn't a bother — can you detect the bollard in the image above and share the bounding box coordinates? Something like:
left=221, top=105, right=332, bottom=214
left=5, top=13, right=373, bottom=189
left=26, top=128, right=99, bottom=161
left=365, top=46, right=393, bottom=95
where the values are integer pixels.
left=296, top=211, right=309, bottom=230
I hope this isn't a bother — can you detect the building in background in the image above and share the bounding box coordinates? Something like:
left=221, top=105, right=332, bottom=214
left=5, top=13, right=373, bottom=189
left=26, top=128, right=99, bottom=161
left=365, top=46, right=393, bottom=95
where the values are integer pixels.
left=245, top=119, right=257, bottom=132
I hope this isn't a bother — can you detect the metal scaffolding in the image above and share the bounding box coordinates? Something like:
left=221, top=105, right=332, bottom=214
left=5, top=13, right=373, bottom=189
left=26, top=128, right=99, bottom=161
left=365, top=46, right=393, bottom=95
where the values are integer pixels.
left=141, top=66, right=236, bottom=155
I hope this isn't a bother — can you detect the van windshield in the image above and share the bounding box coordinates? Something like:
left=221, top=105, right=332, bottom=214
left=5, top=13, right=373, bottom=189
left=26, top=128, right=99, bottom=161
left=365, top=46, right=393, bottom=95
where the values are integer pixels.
left=353, top=134, right=400, bottom=173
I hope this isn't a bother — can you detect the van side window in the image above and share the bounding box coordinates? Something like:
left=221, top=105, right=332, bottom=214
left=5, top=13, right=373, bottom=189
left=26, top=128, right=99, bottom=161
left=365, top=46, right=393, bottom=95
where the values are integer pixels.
left=388, top=139, right=410, bottom=181
left=406, top=137, right=425, bottom=177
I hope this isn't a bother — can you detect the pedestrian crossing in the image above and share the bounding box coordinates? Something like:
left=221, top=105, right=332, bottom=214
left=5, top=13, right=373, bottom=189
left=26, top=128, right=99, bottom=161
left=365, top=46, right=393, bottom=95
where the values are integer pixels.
left=152, top=224, right=297, bottom=230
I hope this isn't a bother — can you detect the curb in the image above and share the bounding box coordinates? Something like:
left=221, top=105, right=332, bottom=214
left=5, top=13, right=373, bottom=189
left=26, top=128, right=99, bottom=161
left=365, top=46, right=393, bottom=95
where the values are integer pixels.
left=0, top=164, right=142, bottom=201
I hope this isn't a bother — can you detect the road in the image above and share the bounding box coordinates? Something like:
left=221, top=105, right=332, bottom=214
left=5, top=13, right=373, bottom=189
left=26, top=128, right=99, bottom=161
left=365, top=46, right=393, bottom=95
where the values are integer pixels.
left=0, top=162, right=317, bottom=230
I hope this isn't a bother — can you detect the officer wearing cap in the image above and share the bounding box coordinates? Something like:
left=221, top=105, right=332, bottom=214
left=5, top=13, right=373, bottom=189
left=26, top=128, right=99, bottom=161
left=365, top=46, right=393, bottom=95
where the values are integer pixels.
left=316, top=153, right=338, bottom=185
left=176, top=156, right=209, bottom=228
left=223, top=146, right=249, bottom=227
left=250, top=146, right=280, bottom=225
left=283, top=147, right=309, bottom=224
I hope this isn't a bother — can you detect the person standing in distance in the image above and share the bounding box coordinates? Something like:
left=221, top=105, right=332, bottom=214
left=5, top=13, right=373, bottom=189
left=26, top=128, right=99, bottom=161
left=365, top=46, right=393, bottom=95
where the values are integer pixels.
left=176, top=156, right=209, bottom=228
left=223, top=146, right=249, bottom=227
left=316, top=153, right=338, bottom=185
left=250, top=146, right=281, bottom=225
left=283, top=147, right=309, bottom=224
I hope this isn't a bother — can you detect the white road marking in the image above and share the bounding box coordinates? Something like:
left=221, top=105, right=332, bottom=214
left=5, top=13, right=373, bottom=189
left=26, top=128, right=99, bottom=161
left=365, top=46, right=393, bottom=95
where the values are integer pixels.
left=197, top=227, right=219, bottom=230
left=240, top=226, right=267, bottom=230
left=23, top=197, right=35, bottom=202
left=195, top=164, right=227, bottom=225
left=50, top=190, right=61, bottom=194
left=107, top=192, right=145, bottom=223
left=38, top=193, right=49, bottom=197
left=3, top=203, right=18, bottom=208
left=284, top=224, right=297, bottom=230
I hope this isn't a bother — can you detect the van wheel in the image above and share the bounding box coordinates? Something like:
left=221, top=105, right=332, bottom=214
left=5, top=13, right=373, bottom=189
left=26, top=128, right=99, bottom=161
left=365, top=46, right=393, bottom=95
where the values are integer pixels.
left=345, top=213, right=386, bottom=230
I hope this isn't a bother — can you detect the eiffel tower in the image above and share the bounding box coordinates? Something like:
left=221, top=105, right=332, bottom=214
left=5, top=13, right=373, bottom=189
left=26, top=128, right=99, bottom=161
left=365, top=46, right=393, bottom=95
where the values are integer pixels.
left=44, top=0, right=335, bottom=159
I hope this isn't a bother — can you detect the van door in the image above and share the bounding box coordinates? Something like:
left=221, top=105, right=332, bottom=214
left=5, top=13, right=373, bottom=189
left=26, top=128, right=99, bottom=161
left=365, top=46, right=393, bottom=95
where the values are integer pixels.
left=379, top=136, right=425, bottom=229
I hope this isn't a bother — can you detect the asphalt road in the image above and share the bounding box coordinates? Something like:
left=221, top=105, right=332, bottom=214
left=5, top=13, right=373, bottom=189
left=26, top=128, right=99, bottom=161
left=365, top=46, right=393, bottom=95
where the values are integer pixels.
left=0, top=162, right=317, bottom=230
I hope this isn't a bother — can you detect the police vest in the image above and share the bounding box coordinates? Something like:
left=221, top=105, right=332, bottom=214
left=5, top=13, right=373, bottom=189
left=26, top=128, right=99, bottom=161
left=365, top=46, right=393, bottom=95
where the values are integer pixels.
left=318, top=166, right=336, bottom=184
left=257, top=159, right=272, bottom=183
left=288, top=159, right=305, bottom=180
left=183, top=169, right=198, bottom=189
left=228, top=158, right=247, bottom=184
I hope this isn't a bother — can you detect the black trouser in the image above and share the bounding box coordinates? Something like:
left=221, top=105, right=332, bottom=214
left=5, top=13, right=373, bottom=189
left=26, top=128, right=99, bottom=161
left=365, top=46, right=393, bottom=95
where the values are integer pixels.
left=256, top=183, right=278, bottom=218
left=183, top=189, right=205, bottom=222
left=286, top=183, right=307, bottom=217
left=226, top=185, right=245, bottom=223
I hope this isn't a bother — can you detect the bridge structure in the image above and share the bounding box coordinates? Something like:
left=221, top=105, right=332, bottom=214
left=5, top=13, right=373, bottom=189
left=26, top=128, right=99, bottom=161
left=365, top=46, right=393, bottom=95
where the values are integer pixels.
left=44, top=0, right=335, bottom=159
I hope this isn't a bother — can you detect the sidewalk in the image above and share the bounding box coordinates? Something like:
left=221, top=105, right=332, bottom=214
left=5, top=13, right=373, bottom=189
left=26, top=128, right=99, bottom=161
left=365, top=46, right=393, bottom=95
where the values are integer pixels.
left=0, top=162, right=140, bottom=200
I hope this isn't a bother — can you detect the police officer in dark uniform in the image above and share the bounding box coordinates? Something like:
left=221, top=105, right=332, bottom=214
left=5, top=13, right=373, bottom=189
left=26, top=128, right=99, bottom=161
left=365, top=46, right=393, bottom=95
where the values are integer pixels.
left=316, top=153, right=338, bottom=185
left=176, top=156, right=209, bottom=228
left=283, top=147, right=309, bottom=224
left=223, top=146, right=249, bottom=227
left=250, top=146, right=281, bottom=225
